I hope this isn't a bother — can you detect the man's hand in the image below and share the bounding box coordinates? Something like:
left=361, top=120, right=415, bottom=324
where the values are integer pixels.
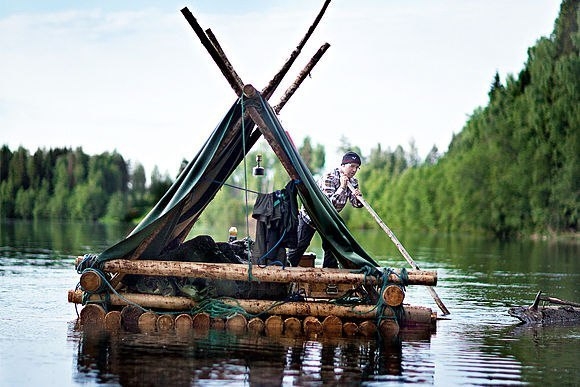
left=340, top=174, right=349, bottom=189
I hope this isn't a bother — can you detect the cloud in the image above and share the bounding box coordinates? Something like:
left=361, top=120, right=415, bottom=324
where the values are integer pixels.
left=1, top=1, right=561, bottom=177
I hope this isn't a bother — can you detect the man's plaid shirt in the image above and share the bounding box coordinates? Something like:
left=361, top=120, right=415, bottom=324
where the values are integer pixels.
left=299, top=167, right=362, bottom=226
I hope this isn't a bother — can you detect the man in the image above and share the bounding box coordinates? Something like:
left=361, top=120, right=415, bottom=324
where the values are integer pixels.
left=287, top=151, right=363, bottom=268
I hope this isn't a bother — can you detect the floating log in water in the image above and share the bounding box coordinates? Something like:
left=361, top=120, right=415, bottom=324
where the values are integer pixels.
left=156, top=314, right=174, bottom=332
left=303, top=316, right=322, bottom=337
left=322, top=315, right=342, bottom=337
left=284, top=317, right=302, bottom=337
left=175, top=314, right=193, bottom=333
left=343, top=321, right=358, bottom=336
left=138, top=311, right=158, bottom=333
left=68, top=289, right=434, bottom=326
left=192, top=312, right=211, bottom=331
left=379, top=319, right=400, bottom=338
left=80, top=304, right=106, bottom=326
left=76, top=307, right=436, bottom=339
left=226, top=314, right=247, bottom=334
left=121, top=305, right=144, bottom=333
left=358, top=320, right=378, bottom=337
left=248, top=317, right=265, bottom=336
left=104, top=310, right=122, bottom=331
left=94, top=259, right=436, bottom=286
left=265, top=315, right=283, bottom=337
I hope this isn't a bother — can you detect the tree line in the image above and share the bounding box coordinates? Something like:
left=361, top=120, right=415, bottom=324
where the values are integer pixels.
left=0, top=146, right=174, bottom=221
left=1, top=1, right=577, bottom=239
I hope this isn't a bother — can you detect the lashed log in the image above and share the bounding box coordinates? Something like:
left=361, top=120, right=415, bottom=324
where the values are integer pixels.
left=156, top=314, right=175, bottom=332
left=138, top=311, right=158, bottom=333
left=284, top=317, right=302, bottom=337
left=273, top=43, right=331, bottom=114
left=382, top=285, right=405, bottom=307
left=248, top=317, right=265, bottom=335
left=226, top=314, right=247, bottom=334
left=303, top=316, right=322, bottom=337
left=80, top=304, right=105, bottom=326
left=343, top=321, right=358, bottom=336
left=358, top=320, right=377, bottom=337
left=265, top=315, right=283, bottom=336
left=120, top=305, right=144, bottom=333
left=211, top=318, right=225, bottom=330
left=69, top=289, right=433, bottom=323
left=175, top=314, right=194, bottom=333
left=104, top=310, right=122, bottom=331
left=322, top=315, right=342, bottom=336
left=192, top=312, right=211, bottom=330
left=97, top=259, right=437, bottom=286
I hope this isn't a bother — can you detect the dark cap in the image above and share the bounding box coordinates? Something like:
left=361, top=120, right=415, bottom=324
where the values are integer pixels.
left=342, top=151, right=361, bottom=165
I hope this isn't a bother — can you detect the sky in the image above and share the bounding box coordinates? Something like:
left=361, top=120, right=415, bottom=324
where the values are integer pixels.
left=1, top=1, right=562, bottom=179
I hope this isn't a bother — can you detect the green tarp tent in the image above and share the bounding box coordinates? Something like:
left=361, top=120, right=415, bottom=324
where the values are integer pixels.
left=97, top=90, right=380, bottom=274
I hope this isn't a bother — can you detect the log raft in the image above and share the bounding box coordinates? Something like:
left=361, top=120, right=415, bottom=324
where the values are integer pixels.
left=71, top=257, right=439, bottom=338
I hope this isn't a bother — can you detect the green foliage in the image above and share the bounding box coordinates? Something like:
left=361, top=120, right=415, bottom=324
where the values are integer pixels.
left=0, top=146, right=174, bottom=222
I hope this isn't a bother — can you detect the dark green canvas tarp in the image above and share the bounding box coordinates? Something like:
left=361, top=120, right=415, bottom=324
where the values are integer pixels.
left=97, top=91, right=380, bottom=273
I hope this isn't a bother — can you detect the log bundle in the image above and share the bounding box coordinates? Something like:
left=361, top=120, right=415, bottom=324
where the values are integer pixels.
left=70, top=257, right=439, bottom=339
left=75, top=302, right=436, bottom=340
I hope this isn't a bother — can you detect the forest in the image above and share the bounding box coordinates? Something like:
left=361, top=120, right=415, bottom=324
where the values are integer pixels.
left=1, top=0, right=577, bottom=239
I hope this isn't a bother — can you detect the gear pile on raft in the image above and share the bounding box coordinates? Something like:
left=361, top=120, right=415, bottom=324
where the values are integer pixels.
left=67, top=1, right=446, bottom=340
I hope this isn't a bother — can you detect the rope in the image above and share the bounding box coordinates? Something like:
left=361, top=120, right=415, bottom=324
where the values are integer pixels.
left=238, top=95, right=256, bottom=286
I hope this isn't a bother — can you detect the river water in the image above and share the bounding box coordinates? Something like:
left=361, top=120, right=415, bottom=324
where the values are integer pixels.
left=0, top=220, right=578, bottom=386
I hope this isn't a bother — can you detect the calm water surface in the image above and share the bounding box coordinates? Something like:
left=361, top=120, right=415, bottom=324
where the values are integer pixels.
left=0, top=220, right=578, bottom=386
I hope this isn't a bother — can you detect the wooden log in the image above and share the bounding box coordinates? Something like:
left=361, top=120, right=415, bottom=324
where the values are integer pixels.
left=205, top=28, right=244, bottom=91
left=175, top=314, right=193, bottom=333
left=104, top=310, right=122, bottom=331
left=401, top=305, right=434, bottom=326
left=101, top=259, right=436, bottom=286
left=379, top=319, right=400, bottom=338
left=247, top=317, right=265, bottom=336
left=156, top=314, right=175, bottom=332
left=79, top=270, right=103, bottom=292
left=69, top=289, right=431, bottom=324
left=264, top=315, right=283, bottom=337
left=192, top=313, right=211, bottom=331
left=80, top=304, right=106, bottom=326
left=226, top=314, right=247, bottom=334
left=283, top=317, right=302, bottom=337
left=211, top=318, right=225, bottom=331
left=383, top=285, right=405, bottom=307
left=358, top=320, right=377, bottom=337
left=273, top=43, right=331, bottom=114
left=180, top=7, right=243, bottom=95
left=138, top=311, right=158, bottom=333
left=343, top=321, right=358, bottom=336
left=69, top=290, right=433, bottom=328
left=121, top=305, right=144, bottom=333
left=303, top=316, right=322, bottom=337
left=322, top=315, right=342, bottom=337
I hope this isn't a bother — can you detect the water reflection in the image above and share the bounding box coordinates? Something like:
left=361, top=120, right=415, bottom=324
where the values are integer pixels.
left=70, top=322, right=437, bottom=386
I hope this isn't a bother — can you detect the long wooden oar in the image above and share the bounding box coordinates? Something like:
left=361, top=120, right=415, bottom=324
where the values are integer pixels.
left=348, top=183, right=450, bottom=315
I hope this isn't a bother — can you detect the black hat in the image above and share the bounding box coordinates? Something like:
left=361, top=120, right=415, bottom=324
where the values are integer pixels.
left=342, top=151, right=361, bottom=165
